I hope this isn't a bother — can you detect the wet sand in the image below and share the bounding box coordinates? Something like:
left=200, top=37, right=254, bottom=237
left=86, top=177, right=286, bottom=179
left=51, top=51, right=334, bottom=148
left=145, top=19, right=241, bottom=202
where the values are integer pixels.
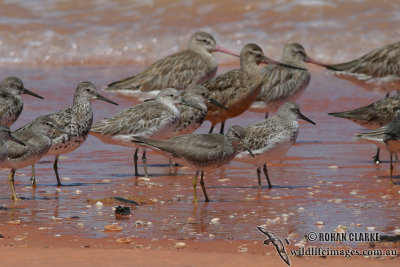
left=1, top=0, right=400, bottom=265
left=0, top=65, right=400, bottom=266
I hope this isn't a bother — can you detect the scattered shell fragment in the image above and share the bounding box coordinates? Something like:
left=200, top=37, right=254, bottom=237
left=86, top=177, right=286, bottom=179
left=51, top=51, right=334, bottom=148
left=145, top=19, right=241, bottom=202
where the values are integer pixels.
left=210, top=218, right=220, bottom=224
left=61, top=177, right=72, bottom=181
left=174, top=242, right=186, bottom=249
left=238, top=246, right=248, bottom=253
left=7, top=220, right=20, bottom=225
left=366, top=227, right=375, bottom=231
left=329, top=165, right=339, bottom=169
left=393, top=228, right=400, bottom=235
left=95, top=201, right=104, bottom=209
left=104, top=224, right=123, bottom=231
left=186, top=217, right=196, bottom=223
left=315, top=221, right=324, bottom=225
left=335, top=225, right=348, bottom=234
left=75, top=190, right=82, bottom=194
left=116, top=238, right=131, bottom=243
left=50, top=216, right=62, bottom=222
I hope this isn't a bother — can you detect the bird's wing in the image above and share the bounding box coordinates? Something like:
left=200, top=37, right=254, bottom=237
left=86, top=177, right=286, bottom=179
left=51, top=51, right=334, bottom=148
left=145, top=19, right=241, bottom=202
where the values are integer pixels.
left=329, top=96, right=400, bottom=124
left=328, top=42, right=400, bottom=77
left=106, top=50, right=211, bottom=91
left=134, top=134, right=225, bottom=163
left=259, top=65, right=310, bottom=102
left=203, top=70, right=246, bottom=111
left=91, top=102, right=166, bottom=136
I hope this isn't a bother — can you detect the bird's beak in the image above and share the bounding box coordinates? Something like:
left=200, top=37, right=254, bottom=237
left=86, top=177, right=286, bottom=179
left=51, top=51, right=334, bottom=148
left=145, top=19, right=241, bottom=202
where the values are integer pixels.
left=262, top=56, right=307, bottom=71
left=214, top=44, right=240, bottom=57
left=95, top=93, right=118, bottom=105
left=208, top=98, right=228, bottom=111
left=9, top=133, right=25, bottom=146
left=305, top=56, right=334, bottom=69
left=239, top=137, right=254, bottom=157
left=180, top=99, right=203, bottom=111
left=22, top=87, right=44, bottom=99
left=299, top=111, right=316, bottom=125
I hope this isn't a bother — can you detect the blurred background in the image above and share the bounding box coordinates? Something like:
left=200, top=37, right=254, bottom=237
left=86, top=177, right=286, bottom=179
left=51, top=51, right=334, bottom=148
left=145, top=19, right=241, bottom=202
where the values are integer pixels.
left=0, top=0, right=399, bottom=67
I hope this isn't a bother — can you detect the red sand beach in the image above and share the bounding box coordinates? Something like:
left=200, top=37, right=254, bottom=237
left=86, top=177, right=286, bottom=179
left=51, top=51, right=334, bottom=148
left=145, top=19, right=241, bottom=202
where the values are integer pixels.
left=1, top=0, right=400, bottom=266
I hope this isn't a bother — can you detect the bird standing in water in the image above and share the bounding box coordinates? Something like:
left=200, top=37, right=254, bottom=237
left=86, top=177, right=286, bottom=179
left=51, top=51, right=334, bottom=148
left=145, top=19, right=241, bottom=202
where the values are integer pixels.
left=105, top=31, right=239, bottom=98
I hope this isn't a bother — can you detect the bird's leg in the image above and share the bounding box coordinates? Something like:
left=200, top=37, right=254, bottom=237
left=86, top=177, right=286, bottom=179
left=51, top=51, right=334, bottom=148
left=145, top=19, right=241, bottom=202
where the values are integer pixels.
left=219, top=121, right=225, bottom=135
left=385, top=92, right=390, bottom=98
left=396, top=153, right=399, bottom=164
left=257, top=167, right=262, bottom=188
left=30, top=164, right=36, bottom=187
left=192, top=170, right=199, bottom=204
left=8, top=169, right=19, bottom=201
left=209, top=125, right=214, bottom=134
left=265, top=112, right=269, bottom=119
left=200, top=170, right=209, bottom=202
left=133, top=148, right=139, bottom=176
left=373, top=148, right=380, bottom=165
left=263, top=164, right=272, bottom=188
left=169, top=159, right=173, bottom=170
left=54, top=155, right=62, bottom=186
left=142, top=149, right=148, bottom=177
left=390, top=153, right=394, bottom=184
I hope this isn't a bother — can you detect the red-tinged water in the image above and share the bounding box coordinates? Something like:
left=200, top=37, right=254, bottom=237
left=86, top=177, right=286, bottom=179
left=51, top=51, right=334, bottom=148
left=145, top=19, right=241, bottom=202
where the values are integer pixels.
left=0, top=0, right=400, bottom=249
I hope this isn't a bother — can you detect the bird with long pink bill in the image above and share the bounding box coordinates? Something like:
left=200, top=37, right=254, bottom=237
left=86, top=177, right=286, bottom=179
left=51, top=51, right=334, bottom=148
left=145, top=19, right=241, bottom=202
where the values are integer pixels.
left=249, top=43, right=330, bottom=118
left=104, top=31, right=239, bottom=98
left=203, top=43, right=307, bottom=134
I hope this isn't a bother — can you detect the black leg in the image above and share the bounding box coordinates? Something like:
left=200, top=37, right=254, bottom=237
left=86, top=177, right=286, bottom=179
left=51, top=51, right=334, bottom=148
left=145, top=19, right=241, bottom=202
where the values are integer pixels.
left=142, top=149, right=148, bottom=177
left=263, top=164, right=272, bottom=188
left=54, top=155, right=62, bottom=186
left=385, top=92, right=390, bottom=98
left=257, top=167, right=262, bottom=188
left=200, top=170, right=209, bottom=202
left=219, top=121, right=225, bottom=135
left=265, top=112, right=269, bottom=119
left=390, top=153, right=394, bottom=184
left=133, top=148, right=139, bottom=176
left=373, top=148, right=380, bottom=165
left=209, top=125, right=214, bottom=133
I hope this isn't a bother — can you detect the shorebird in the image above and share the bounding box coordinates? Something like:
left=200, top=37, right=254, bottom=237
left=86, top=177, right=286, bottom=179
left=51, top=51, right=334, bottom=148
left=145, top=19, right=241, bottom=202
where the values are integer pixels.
left=1, top=116, right=66, bottom=200
left=203, top=43, right=306, bottom=134
left=30, top=81, right=118, bottom=186
left=171, top=85, right=226, bottom=137
left=326, top=41, right=400, bottom=95
left=236, top=102, right=316, bottom=188
left=356, top=117, right=400, bottom=184
left=132, top=125, right=254, bottom=203
left=104, top=31, right=239, bottom=97
left=328, top=94, right=400, bottom=164
left=249, top=43, right=329, bottom=117
left=90, top=88, right=200, bottom=177
left=0, top=76, right=43, bottom=127
left=0, top=125, right=25, bottom=164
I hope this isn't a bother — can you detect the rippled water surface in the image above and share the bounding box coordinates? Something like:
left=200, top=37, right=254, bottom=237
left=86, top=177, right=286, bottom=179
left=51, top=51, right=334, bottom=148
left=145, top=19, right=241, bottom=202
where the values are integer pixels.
left=0, top=0, right=400, bottom=247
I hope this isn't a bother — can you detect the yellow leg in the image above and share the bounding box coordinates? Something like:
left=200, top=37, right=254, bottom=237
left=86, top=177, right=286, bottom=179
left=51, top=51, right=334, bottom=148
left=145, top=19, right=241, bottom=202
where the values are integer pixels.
left=192, top=170, right=199, bottom=203
left=31, top=164, right=36, bottom=187
left=8, top=169, right=19, bottom=201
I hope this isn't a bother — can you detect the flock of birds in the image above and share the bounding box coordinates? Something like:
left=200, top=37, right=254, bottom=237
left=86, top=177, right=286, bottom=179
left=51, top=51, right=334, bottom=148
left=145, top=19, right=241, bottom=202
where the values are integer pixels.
left=1, top=31, right=399, bottom=203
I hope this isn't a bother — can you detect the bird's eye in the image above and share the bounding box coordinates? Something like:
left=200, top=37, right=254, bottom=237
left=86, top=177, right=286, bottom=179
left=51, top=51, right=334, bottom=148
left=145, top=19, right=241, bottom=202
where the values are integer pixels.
left=170, top=94, right=174, bottom=97
left=86, top=89, right=91, bottom=92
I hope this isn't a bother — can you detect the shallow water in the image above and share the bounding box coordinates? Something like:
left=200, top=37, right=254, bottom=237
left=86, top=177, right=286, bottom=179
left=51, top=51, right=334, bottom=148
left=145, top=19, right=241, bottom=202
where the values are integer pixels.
left=0, top=0, right=400, bottom=247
